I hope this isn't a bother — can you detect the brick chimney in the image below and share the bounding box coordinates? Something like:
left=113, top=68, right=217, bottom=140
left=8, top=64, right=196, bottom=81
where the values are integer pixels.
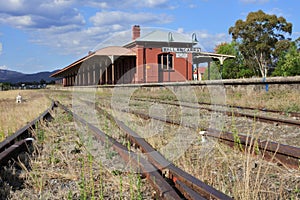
left=132, top=25, right=140, bottom=41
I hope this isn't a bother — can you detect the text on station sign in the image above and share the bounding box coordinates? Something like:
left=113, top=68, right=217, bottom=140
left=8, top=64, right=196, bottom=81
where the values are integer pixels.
left=162, top=47, right=201, bottom=53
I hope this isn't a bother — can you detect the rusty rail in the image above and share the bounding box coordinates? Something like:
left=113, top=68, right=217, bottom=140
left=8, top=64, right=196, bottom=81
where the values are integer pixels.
left=205, top=128, right=300, bottom=170
left=133, top=98, right=300, bottom=127
left=103, top=102, right=300, bottom=170
left=57, top=102, right=184, bottom=199
left=0, top=138, right=34, bottom=166
left=92, top=103, right=232, bottom=199
left=0, top=101, right=56, bottom=166
left=134, top=97, right=300, bottom=118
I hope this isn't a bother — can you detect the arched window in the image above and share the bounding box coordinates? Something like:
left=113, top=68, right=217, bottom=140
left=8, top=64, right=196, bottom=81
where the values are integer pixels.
left=158, top=53, right=173, bottom=70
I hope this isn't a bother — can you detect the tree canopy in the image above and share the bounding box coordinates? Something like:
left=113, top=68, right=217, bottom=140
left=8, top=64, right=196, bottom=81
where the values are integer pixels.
left=214, top=42, right=254, bottom=79
left=272, top=41, right=300, bottom=76
left=229, top=10, right=292, bottom=78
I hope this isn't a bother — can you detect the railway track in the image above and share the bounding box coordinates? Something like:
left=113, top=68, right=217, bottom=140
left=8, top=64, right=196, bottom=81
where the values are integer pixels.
left=133, top=97, right=300, bottom=127
left=134, top=97, right=300, bottom=118
left=93, top=105, right=233, bottom=199
left=1, top=99, right=233, bottom=199
left=95, top=100, right=300, bottom=170
left=61, top=101, right=233, bottom=199
left=0, top=101, right=56, bottom=166
left=3, top=95, right=298, bottom=198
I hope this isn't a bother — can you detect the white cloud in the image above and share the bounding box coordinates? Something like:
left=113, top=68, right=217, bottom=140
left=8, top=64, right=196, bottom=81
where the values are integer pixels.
left=0, top=0, right=177, bottom=56
left=193, top=30, right=231, bottom=52
left=90, top=11, right=172, bottom=27
left=86, top=1, right=109, bottom=9
left=0, top=0, right=24, bottom=12
left=0, top=65, right=8, bottom=70
left=142, top=0, right=169, bottom=8
left=0, top=0, right=85, bottom=29
left=85, top=0, right=171, bottom=9
left=0, top=14, right=34, bottom=28
left=0, top=0, right=76, bottom=15
left=29, top=24, right=125, bottom=55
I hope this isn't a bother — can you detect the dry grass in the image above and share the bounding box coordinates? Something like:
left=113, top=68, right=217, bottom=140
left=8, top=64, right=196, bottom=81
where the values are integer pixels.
left=0, top=90, right=50, bottom=141
left=109, top=91, right=300, bottom=199
left=120, top=109, right=300, bottom=199
left=225, top=90, right=300, bottom=112
left=174, top=138, right=300, bottom=199
left=6, top=106, right=153, bottom=199
left=128, top=86, right=300, bottom=113
left=2, top=87, right=299, bottom=199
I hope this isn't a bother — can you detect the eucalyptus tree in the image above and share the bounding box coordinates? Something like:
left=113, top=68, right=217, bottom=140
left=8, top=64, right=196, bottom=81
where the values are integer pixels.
left=229, top=10, right=292, bottom=78
left=214, top=42, right=254, bottom=79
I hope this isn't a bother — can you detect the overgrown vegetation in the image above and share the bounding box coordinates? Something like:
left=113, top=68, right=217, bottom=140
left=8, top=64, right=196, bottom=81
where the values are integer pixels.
left=4, top=102, right=152, bottom=199
left=118, top=88, right=300, bottom=199
left=0, top=90, right=50, bottom=142
left=1, top=84, right=299, bottom=199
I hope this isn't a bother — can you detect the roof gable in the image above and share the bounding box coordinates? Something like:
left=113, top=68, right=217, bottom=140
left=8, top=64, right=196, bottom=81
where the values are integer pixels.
left=136, top=30, right=193, bottom=43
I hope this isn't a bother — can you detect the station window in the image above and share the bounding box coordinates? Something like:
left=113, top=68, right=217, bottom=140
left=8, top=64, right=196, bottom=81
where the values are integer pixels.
left=158, top=53, right=173, bottom=70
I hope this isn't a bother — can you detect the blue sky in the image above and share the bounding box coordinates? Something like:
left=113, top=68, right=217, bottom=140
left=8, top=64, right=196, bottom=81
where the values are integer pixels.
left=0, top=0, right=299, bottom=73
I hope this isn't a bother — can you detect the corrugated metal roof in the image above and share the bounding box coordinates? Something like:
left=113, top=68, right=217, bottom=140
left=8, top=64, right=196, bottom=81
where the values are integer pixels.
left=136, top=30, right=193, bottom=43
left=51, top=46, right=136, bottom=77
left=94, top=46, right=136, bottom=56
left=50, top=52, right=95, bottom=77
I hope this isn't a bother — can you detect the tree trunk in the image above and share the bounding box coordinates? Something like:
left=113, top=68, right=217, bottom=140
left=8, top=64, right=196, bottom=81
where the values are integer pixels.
left=255, top=52, right=268, bottom=78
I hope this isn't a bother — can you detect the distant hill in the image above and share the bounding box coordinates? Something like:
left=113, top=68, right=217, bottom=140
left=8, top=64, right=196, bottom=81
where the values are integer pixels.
left=0, top=69, right=60, bottom=84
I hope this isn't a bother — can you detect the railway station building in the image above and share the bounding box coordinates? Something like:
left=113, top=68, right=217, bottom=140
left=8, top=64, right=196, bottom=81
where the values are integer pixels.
left=51, top=25, right=234, bottom=86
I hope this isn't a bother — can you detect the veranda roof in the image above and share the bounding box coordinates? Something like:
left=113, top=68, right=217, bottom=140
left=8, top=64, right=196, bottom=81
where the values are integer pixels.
left=51, top=46, right=136, bottom=77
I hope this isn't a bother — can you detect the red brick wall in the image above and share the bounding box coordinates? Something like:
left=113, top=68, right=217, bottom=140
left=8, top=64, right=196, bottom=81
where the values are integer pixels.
left=135, top=47, right=145, bottom=83
left=134, top=47, right=193, bottom=83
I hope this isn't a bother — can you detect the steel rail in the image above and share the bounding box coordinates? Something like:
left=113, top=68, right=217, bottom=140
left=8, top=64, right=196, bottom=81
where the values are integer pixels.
left=133, top=98, right=300, bottom=127
left=56, top=102, right=184, bottom=200
left=0, top=101, right=56, bottom=166
left=0, top=138, right=34, bottom=166
left=134, top=97, right=300, bottom=118
left=76, top=99, right=231, bottom=199
left=93, top=103, right=232, bottom=200
left=104, top=103, right=300, bottom=170
left=205, top=128, right=300, bottom=170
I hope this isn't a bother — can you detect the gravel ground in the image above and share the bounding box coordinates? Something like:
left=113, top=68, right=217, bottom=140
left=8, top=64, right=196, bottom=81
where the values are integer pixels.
left=2, top=107, right=154, bottom=200
left=106, top=100, right=300, bottom=199
left=2, top=89, right=299, bottom=200
left=126, top=99, right=300, bottom=147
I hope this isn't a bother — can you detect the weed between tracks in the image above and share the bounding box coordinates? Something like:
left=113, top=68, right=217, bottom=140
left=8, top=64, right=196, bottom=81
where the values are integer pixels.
left=5, top=105, right=153, bottom=199
left=130, top=87, right=300, bottom=113
left=2, top=87, right=299, bottom=199
left=124, top=109, right=300, bottom=199
left=49, top=88, right=299, bottom=199
left=112, top=89, right=300, bottom=200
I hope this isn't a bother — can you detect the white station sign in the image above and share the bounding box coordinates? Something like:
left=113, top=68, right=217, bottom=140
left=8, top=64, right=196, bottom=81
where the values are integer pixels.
left=162, top=47, right=201, bottom=53
left=176, top=53, right=188, bottom=58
